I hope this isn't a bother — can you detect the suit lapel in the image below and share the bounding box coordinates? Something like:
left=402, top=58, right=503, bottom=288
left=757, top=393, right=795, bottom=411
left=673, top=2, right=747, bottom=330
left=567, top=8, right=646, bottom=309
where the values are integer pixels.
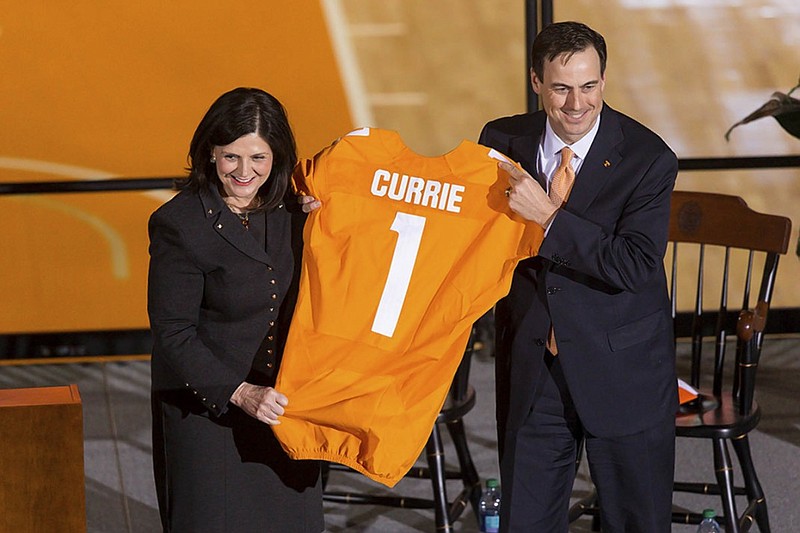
left=509, top=112, right=547, bottom=188
left=568, top=105, right=624, bottom=212
left=264, top=203, right=293, bottom=273
left=200, top=186, right=271, bottom=265
left=509, top=134, right=538, bottom=177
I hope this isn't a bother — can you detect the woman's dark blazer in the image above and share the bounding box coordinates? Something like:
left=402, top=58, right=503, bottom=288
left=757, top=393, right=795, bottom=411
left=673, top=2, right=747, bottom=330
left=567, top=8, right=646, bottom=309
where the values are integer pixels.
left=147, top=184, right=305, bottom=416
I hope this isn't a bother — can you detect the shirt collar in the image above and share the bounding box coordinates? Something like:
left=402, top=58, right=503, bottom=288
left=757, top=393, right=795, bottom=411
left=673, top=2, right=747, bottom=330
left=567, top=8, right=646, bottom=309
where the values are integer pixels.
left=542, top=114, right=601, bottom=161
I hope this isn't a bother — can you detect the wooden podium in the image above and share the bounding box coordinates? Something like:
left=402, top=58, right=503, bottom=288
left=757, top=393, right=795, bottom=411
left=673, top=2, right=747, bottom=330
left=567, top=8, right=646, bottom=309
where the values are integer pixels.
left=0, top=384, right=86, bottom=532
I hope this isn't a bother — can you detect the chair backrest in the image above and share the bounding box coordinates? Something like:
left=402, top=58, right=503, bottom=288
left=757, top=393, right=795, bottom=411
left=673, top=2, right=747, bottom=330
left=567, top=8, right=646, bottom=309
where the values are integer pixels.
left=667, top=191, right=791, bottom=413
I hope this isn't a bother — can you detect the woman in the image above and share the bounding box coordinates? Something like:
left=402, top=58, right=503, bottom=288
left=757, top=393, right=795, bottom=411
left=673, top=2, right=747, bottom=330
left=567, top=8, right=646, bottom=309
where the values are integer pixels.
left=147, top=87, right=323, bottom=532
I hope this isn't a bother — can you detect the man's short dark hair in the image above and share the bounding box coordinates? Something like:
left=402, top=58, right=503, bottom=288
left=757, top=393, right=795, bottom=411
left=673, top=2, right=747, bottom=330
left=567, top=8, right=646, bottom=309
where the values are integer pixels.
left=531, top=21, right=607, bottom=81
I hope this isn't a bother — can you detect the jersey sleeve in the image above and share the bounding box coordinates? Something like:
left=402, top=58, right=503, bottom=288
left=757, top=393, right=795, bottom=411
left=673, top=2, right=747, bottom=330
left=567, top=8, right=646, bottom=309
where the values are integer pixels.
left=293, top=129, right=370, bottom=197
left=292, top=140, right=339, bottom=198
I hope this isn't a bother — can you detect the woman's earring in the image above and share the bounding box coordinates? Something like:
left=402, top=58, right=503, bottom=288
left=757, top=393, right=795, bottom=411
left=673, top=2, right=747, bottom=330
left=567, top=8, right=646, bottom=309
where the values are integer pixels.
left=210, top=156, right=216, bottom=163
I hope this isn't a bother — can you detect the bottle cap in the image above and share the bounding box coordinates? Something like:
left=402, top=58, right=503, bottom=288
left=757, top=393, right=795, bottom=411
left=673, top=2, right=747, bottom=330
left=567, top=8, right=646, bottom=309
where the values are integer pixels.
left=486, top=478, right=499, bottom=488
left=702, top=509, right=716, bottom=518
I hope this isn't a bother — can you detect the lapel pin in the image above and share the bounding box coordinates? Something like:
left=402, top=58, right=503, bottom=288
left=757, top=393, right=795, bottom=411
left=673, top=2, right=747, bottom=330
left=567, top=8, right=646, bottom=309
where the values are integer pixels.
left=603, top=160, right=611, bottom=167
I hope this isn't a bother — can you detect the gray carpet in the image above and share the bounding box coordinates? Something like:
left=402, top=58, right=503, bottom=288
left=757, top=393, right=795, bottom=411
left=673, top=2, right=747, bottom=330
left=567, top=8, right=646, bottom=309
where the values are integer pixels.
left=1, top=336, right=798, bottom=532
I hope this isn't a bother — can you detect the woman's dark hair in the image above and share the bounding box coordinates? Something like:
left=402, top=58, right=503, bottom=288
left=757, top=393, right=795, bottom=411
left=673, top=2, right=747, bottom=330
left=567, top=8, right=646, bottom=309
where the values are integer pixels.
left=531, top=21, right=607, bottom=81
left=178, top=87, right=297, bottom=210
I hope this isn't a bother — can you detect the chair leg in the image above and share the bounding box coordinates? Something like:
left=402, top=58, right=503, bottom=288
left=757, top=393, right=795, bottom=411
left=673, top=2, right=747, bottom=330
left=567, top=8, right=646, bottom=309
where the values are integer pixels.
left=713, top=438, right=740, bottom=533
left=426, top=425, right=453, bottom=532
left=446, top=418, right=482, bottom=521
left=732, top=435, right=770, bottom=533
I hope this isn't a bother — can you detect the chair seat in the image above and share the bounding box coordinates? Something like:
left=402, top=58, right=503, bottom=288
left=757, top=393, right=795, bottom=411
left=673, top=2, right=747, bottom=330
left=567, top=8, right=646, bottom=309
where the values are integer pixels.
left=676, top=392, right=761, bottom=439
left=437, top=385, right=476, bottom=424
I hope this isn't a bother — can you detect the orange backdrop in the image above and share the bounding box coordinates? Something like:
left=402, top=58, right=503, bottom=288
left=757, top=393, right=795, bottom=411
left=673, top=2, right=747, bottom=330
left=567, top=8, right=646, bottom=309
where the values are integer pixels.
left=0, top=2, right=352, bottom=334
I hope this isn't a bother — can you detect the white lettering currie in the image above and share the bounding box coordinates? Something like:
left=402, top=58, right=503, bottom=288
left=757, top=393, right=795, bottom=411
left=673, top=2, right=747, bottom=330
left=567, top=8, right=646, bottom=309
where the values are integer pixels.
left=370, top=168, right=464, bottom=213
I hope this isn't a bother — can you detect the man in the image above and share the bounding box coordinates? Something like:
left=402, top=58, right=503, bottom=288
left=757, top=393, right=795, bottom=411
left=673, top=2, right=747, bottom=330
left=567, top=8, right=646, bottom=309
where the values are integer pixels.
left=479, top=21, right=678, bottom=532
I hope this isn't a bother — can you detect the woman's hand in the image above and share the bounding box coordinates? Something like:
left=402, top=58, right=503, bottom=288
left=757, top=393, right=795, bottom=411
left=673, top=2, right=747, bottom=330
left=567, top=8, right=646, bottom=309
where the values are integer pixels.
left=298, top=195, right=321, bottom=213
left=230, top=382, right=288, bottom=425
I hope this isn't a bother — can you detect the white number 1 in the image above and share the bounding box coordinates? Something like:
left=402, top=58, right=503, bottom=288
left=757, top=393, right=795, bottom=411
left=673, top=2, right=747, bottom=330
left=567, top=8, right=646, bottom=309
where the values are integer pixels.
left=371, top=212, right=426, bottom=337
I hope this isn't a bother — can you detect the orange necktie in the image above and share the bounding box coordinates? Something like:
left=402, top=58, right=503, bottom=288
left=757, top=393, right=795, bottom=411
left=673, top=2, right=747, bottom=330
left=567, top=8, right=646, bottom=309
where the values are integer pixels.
left=546, top=147, right=575, bottom=355
left=549, top=146, right=576, bottom=205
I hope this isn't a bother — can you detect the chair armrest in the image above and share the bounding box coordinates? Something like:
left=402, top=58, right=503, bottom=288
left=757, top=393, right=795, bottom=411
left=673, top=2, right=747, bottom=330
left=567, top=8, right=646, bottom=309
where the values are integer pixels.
left=736, top=301, right=768, bottom=342
left=735, top=301, right=769, bottom=414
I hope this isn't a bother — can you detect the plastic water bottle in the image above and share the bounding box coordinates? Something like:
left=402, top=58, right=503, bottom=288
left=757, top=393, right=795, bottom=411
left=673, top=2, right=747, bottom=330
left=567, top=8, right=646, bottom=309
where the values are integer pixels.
left=479, top=478, right=501, bottom=533
left=697, top=508, right=722, bottom=533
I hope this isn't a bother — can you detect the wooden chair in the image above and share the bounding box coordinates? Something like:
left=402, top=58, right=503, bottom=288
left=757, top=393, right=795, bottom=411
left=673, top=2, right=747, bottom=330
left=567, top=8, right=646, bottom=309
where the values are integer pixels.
left=569, top=191, right=791, bottom=532
left=322, top=328, right=482, bottom=532
left=669, top=191, right=791, bottom=531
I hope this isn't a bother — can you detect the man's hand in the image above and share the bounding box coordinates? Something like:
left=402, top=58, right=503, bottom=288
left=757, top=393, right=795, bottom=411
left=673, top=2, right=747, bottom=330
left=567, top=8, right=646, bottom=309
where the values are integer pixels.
left=230, top=382, right=288, bottom=425
left=499, top=160, right=560, bottom=228
left=298, top=195, right=321, bottom=213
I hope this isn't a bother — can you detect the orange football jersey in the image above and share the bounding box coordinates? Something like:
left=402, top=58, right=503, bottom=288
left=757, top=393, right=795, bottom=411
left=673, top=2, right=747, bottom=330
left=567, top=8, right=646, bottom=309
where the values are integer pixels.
left=273, top=128, right=543, bottom=487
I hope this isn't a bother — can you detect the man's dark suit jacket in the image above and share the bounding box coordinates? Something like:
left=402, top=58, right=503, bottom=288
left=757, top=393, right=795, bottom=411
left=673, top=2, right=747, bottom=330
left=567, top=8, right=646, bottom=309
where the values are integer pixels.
left=479, top=104, right=679, bottom=449
left=147, top=184, right=305, bottom=416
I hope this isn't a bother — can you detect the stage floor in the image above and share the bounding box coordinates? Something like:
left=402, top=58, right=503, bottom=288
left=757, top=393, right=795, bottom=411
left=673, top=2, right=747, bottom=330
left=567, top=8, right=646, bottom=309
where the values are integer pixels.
left=1, top=336, right=798, bottom=531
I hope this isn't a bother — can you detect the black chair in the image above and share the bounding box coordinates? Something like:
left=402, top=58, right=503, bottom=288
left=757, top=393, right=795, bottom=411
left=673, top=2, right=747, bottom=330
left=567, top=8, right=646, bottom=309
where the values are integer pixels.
left=569, top=191, right=791, bottom=532
left=322, top=328, right=482, bottom=532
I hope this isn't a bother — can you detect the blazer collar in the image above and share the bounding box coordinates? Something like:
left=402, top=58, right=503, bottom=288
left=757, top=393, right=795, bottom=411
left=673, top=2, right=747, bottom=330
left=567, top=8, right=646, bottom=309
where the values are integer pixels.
left=199, top=185, right=278, bottom=265
left=510, top=105, right=623, bottom=209
left=509, top=112, right=547, bottom=176
left=566, top=104, right=624, bottom=212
